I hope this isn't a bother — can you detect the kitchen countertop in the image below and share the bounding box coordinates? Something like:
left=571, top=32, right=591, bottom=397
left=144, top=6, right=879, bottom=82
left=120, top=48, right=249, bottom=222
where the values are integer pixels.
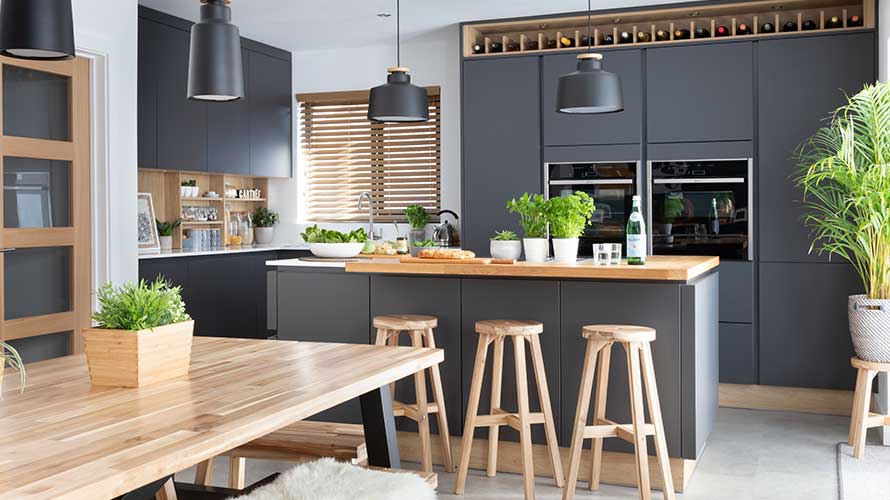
left=139, top=244, right=309, bottom=260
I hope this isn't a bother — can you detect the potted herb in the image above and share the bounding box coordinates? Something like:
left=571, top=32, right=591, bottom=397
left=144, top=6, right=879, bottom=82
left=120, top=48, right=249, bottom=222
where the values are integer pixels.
left=1, top=341, right=25, bottom=395
left=545, top=191, right=595, bottom=263
left=405, top=204, right=430, bottom=245
left=490, top=230, right=521, bottom=260
left=655, top=194, right=685, bottom=241
left=156, top=219, right=181, bottom=251
left=797, top=81, right=890, bottom=362
left=84, top=279, right=193, bottom=387
left=507, top=193, right=549, bottom=263
left=252, top=207, right=279, bottom=245
left=180, top=179, right=198, bottom=198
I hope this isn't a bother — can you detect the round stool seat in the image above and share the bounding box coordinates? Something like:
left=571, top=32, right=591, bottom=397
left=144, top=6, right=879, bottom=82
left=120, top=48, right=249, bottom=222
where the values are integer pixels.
left=475, top=320, right=543, bottom=336
left=851, top=356, right=890, bottom=372
left=582, top=325, right=656, bottom=343
left=373, top=314, right=438, bottom=331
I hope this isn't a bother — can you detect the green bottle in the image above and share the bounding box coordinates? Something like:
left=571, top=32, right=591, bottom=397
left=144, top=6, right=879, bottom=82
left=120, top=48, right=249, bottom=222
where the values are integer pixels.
left=626, top=195, right=647, bottom=265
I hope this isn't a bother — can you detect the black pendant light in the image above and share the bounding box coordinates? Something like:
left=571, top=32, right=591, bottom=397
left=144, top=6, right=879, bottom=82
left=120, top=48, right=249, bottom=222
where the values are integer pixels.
left=0, top=0, right=75, bottom=60
left=556, top=0, right=624, bottom=114
left=187, top=0, right=244, bottom=102
left=368, top=0, right=429, bottom=123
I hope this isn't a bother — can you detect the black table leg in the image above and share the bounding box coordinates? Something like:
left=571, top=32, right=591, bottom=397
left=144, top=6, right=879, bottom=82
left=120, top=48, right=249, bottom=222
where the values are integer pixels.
left=115, top=475, right=172, bottom=500
left=359, top=384, right=401, bottom=469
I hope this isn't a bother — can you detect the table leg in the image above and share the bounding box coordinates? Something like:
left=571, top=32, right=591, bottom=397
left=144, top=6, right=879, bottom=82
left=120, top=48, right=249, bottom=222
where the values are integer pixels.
left=360, top=384, right=401, bottom=469
left=116, top=475, right=173, bottom=500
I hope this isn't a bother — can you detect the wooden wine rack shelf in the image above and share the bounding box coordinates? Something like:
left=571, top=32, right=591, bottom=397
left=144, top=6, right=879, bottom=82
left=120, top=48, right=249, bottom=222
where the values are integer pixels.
left=462, top=0, right=874, bottom=58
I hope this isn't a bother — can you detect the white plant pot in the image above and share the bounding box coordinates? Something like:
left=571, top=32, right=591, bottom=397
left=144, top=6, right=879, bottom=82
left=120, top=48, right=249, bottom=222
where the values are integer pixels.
left=490, top=240, right=522, bottom=260
left=159, top=235, right=173, bottom=251
left=849, top=295, right=890, bottom=362
left=552, top=238, right=580, bottom=263
left=181, top=186, right=190, bottom=198
left=523, top=238, right=549, bottom=263
left=255, top=227, right=275, bottom=245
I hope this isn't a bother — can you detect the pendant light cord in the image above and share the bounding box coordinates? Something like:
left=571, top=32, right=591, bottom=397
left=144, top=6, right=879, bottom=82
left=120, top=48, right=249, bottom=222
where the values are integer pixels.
left=397, top=0, right=401, bottom=67
left=587, top=0, right=591, bottom=53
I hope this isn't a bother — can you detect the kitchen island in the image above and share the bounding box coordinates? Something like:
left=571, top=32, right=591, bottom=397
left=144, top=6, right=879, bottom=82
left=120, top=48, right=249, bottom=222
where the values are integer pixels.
left=266, top=255, right=719, bottom=491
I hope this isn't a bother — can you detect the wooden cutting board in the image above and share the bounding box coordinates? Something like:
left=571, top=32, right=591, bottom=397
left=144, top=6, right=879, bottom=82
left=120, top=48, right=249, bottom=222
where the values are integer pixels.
left=399, top=256, right=493, bottom=265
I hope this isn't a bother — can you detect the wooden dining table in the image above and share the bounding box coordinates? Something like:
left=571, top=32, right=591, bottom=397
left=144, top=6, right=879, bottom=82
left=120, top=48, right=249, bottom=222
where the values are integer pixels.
left=0, top=337, right=443, bottom=499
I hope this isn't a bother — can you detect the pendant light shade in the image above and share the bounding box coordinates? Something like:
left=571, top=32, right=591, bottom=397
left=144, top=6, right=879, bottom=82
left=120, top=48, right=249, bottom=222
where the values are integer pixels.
left=368, top=67, right=429, bottom=122
left=556, top=53, right=624, bottom=114
left=0, top=0, right=75, bottom=60
left=187, top=0, right=244, bottom=102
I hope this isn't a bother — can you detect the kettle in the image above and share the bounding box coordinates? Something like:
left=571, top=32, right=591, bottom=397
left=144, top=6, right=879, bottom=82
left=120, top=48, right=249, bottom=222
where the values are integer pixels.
left=433, top=210, right=460, bottom=247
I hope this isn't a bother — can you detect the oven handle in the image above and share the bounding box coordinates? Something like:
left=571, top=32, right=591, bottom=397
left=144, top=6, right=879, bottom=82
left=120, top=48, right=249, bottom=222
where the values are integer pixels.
left=549, top=179, right=634, bottom=186
left=652, top=177, right=746, bottom=184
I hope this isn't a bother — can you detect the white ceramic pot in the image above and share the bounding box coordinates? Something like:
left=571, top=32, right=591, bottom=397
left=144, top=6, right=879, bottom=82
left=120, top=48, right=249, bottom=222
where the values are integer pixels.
left=849, top=295, right=890, bottom=362
left=523, top=238, right=549, bottom=263
left=552, top=238, right=579, bottom=263
left=255, top=227, right=275, bottom=245
left=180, top=186, right=190, bottom=198
left=490, top=240, right=522, bottom=260
left=308, top=242, right=365, bottom=259
left=159, top=235, right=173, bottom=251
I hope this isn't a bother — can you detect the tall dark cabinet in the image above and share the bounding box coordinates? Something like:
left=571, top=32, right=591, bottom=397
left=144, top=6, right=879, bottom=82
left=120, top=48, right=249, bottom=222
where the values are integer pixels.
left=207, top=48, right=251, bottom=175
left=248, top=50, right=294, bottom=178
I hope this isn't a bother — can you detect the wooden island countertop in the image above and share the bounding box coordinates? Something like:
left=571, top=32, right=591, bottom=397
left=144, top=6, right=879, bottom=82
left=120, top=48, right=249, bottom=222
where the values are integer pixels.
left=344, top=255, right=719, bottom=282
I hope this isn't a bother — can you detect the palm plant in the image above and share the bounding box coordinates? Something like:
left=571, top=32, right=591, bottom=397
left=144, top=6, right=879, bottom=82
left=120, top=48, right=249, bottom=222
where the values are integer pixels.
left=797, top=81, right=890, bottom=299
left=1, top=341, right=25, bottom=393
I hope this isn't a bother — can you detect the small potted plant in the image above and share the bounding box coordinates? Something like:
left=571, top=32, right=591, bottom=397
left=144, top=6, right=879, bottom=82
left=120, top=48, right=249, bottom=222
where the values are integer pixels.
left=507, top=193, right=549, bottom=263
left=1, top=341, right=25, bottom=395
left=490, top=230, right=521, bottom=260
left=181, top=179, right=198, bottom=198
left=84, top=279, right=193, bottom=387
left=405, top=204, right=430, bottom=245
left=252, top=207, right=279, bottom=245
left=545, top=191, right=595, bottom=263
left=156, top=219, right=181, bottom=251
left=656, top=195, right=685, bottom=242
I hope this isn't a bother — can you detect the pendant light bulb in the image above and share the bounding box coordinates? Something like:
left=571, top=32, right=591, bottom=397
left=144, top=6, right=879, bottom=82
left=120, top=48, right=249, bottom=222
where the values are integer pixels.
left=0, top=0, right=75, bottom=60
left=188, top=0, right=244, bottom=102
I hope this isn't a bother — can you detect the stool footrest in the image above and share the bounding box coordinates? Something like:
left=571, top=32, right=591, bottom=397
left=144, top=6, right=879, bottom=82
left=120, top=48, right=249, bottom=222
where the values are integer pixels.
left=865, top=412, right=890, bottom=428
left=474, top=412, right=546, bottom=431
left=392, top=401, right=440, bottom=421
left=583, top=418, right=655, bottom=443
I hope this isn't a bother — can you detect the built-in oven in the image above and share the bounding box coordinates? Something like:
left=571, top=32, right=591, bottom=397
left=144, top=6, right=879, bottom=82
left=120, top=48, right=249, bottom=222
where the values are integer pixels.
left=647, top=158, right=752, bottom=260
left=546, top=161, right=640, bottom=256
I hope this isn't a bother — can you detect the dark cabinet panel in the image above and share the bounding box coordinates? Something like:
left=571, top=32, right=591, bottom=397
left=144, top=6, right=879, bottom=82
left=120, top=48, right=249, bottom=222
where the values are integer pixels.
left=647, top=42, right=753, bottom=143
left=207, top=48, right=251, bottom=175
left=719, top=262, right=753, bottom=324
left=758, top=33, right=876, bottom=263
left=188, top=255, right=258, bottom=338
left=249, top=51, right=292, bottom=178
left=542, top=50, right=643, bottom=146
left=759, top=262, right=861, bottom=389
left=719, top=323, right=756, bottom=384
left=462, top=58, right=541, bottom=255
left=460, top=279, right=560, bottom=444
left=370, top=276, right=462, bottom=435
left=137, top=19, right=160, bottom=169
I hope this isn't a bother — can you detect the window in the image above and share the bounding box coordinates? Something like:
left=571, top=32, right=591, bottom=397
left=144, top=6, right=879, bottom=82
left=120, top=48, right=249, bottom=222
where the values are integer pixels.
left=298, top=87, right=441, bottom=222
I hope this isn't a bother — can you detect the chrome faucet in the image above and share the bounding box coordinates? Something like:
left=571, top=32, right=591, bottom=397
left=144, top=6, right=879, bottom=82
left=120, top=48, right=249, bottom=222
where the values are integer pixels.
left=358, top=191, right=374, bottom=239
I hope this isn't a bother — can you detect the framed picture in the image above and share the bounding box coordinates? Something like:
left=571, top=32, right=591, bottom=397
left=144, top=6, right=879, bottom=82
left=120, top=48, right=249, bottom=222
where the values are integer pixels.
left=137, top=192, right=159, bottom=253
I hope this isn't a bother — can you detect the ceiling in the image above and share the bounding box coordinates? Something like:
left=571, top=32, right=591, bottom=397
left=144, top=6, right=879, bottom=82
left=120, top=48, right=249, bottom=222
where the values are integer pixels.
left=138, top=0, right=688, bottom=54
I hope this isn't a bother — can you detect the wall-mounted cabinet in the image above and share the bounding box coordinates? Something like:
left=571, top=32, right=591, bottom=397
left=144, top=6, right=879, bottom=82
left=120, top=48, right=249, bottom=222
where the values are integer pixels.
left=207, top=48, right=251, bottom=176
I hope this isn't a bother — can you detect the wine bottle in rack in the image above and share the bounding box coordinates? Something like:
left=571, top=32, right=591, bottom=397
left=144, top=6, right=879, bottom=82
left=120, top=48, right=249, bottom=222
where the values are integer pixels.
left=736, top=23, right=752, bottom=35
left=472, top=43, right=484, bottom=54
left=760, top=22, right=776, bottom=33
left=655, top=29, right=670, bottom=41
left=546, top=39, right=558, bottom=49
left=560, top=35, right=575, bottom=48
left=694, top=27, right=711, bottom=38
left=825, top=16, right=842, bottom=29
left=802, top=19, right=817, bottom=30
left=506, top=41, right=520, bottom=51
left=527, top=40, right=539, bottom=50
left=489, top=41, right=503, bottom=52
left=601, top=33, right=615, bottom=45
left=673, top=28, right=691, bottom=40
left=848, top=15, right=863, bottom=27
left=715, top=25, right=730, bottom=37
left=636, top=31, right=652, bottom=43
left=782, top=20, right=798, bottom=32
left=618, top=31, right=634, bottom=44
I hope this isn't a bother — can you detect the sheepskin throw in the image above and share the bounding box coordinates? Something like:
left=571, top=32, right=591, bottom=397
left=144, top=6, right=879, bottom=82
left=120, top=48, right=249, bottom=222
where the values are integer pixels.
left=232, top=458, right=436, bottom=500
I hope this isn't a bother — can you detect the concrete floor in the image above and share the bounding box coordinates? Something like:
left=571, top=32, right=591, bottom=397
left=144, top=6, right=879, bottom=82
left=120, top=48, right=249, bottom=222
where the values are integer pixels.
left=177, top=408, right=855, bottom=499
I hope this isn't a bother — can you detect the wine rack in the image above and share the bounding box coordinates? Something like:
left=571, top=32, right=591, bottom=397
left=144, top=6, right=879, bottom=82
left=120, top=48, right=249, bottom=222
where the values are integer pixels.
left=462, top=0, right=873, bottom=58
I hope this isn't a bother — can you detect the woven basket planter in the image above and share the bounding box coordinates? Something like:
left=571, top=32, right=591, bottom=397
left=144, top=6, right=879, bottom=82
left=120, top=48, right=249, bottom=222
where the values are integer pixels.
left=849, top=295, right=890, bottom=362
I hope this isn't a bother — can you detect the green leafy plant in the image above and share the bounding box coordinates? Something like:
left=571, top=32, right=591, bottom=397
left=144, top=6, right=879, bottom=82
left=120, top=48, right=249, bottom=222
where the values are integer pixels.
left=251, top=207, right=279, bottom=228
left=405, top=205, right=430, bottom=230
left=1, top=341, right=25, bottom=393
left=797, top=81, right=890, bottom=299
left=300, top=224, right=368, bottom=243
left=92, top=279, right=191, bottom=331
left=180, top=179, right=196, bottom=187
left=662, top=195, right=685, bottom=222
left=545, top=191, right=595, bottom=239
left=412, top=239, right=437, bottom=247
left=491, top=230, right=519, bottom=241
left=156, top=219, right=182, bottom=237
left=507, top=193, right=548, bottom=238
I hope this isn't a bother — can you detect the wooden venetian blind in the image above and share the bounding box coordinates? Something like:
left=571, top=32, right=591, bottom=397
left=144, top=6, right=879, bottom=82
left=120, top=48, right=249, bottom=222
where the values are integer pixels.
left=298, top=87, right=441, bottom=222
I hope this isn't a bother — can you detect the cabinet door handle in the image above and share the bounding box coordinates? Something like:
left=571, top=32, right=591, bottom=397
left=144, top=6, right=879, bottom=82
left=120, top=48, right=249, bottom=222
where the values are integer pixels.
left=0, top=248, right=16, bottom=253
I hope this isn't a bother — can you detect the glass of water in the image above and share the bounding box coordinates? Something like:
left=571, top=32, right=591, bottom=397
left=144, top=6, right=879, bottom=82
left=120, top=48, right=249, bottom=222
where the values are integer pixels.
left=593, top=244, right=610, bottom=265
left=609, top=243, right=623, bottom=265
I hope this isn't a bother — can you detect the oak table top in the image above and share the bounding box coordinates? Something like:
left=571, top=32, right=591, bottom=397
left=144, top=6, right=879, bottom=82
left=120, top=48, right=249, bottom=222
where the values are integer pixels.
left=0, top=337, right=443, bottom=500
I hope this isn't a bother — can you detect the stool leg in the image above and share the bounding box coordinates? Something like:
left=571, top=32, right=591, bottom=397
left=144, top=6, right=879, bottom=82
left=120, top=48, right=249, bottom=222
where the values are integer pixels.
left=849, top=368, right=867, bottom=445
left=487, top=336, right=505, bottom=477
left=529, top=335, right=564, bottom=487
left=424, top=327, right=455, bottom=472
left=563, top=339, right=605, bottom=500
left=228, top=456, right=245, bottom=490
left=640, top=342, right=676, bottom=500
left=625, top=342, right=652, bottom=500
left=387, top=330, right=400, bottom=406
left=455, top=334, right=492, bottom=495
left=514, top=336, right=536, bottom=500
left=411, top=330, right=433, bottom=473
left=590, top=343, right=612, bottom=491
left=853, top=369, right=876, bottom=459
left=194, top=457, right=213, bottom=486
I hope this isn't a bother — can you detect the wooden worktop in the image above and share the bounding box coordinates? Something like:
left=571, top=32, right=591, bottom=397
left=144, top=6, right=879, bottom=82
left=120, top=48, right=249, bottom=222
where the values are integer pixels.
left=344, top=255, right=719, bottom=282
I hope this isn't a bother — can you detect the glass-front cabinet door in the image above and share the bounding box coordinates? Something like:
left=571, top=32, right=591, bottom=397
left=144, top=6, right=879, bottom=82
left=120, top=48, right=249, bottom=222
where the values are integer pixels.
left=0, top=57, right=91, bottom=359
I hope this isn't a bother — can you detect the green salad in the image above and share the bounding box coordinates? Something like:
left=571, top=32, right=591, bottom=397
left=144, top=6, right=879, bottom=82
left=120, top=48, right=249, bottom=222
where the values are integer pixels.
left=412, top=239, right=437, bottom=247
left=300, top=225, right=368, bottom=244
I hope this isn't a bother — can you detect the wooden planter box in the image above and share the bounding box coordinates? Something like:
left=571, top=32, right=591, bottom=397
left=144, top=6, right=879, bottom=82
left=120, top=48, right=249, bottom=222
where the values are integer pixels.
left=83, top=320, right=194, bottom=388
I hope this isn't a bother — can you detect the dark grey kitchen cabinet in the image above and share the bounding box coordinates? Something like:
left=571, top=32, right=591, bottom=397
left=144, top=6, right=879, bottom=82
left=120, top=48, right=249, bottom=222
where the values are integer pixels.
left=207, top=48, right=251, bottom=175
left=647, top=42, right=753, bottom=143
left=460, top=278, right=560, bottom=444
left=370, top=276, right=462, bottom=435
left=720, top=323, right=756, bottom=384
left=462, top=58, right=541, bottom=255
left=758, top=33, right=876, bottom=263
left=137, top=18, right=160, bottom=169
left=249, top=50, right=293, bottom=178
left=719, top=261, right=753, bottom=324
left=138, top=257, right=191, bottom=298
left=542, top=50, right=643, bottom=146
left=759, top=262, right=861, bottom=390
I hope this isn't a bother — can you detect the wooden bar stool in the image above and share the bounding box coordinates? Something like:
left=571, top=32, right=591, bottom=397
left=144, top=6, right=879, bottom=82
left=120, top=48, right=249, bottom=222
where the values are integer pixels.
left=373, top=314, right=454, bottom=473
left=849, top=356, right=890, bottom=459
left=454, top=320, right=564, bottom=500
left=563, top=325, right=674, bottom=500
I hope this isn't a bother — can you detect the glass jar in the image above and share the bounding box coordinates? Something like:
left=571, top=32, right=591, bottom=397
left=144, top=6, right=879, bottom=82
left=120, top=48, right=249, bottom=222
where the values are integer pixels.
left=396, top=236, right=409, bottom=255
